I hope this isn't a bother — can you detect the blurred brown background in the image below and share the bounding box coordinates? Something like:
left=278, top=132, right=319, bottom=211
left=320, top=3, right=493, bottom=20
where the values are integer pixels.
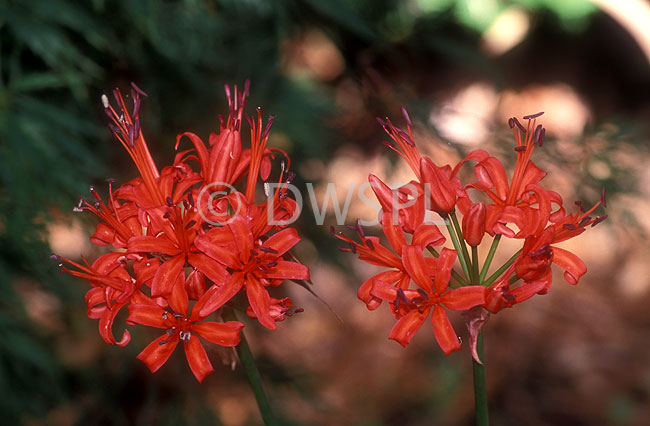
left=3, top=0, right=650, bottom=425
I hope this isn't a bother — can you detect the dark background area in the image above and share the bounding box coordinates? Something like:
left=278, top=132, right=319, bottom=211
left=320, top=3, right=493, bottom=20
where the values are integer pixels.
left=1, top=0, right=649, bottom=425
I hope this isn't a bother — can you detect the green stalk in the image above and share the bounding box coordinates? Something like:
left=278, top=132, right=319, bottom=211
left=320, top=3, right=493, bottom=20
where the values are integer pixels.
left=444, top=213, right=471, bottom=281
left=224, top=308, right=277, bottom=426
left=427, top=246, right=469, bottom=287
left=472, top=332, right=489, bottom=426
left=479, top=235, right=501, bottom=284
left=482, top=249, right=522, bottom=287
left=471, top=246, right=480, bottom=285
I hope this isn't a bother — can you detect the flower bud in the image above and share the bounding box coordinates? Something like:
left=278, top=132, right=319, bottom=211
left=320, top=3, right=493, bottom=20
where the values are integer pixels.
left=462, top=202, right=486, bottom=246
left=420, top=158, right=457, bottom=214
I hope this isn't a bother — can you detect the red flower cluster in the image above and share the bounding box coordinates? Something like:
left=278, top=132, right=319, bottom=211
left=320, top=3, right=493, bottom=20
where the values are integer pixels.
left=335, top=109, right=606, bottom=358
left=54, top=82, right=309, bottom=382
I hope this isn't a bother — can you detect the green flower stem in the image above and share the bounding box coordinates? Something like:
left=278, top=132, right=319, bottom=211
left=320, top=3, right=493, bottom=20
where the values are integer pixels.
left=427, top=246, right=469, bottom=287
left=473, top=331, right=489, bottom=426
left=224, top=308, right=277, bottom=426
left=444, top=213, right=471, bottom=281
left=471, top=246, right=480, bottom=285
left=479, top=235, right=501, bottom=284
left=482, top=249, right=522, bottom=287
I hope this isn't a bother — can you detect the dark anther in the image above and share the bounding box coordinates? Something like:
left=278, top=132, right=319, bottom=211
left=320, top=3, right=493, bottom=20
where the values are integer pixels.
left=260, top=115, right=276, bottom=140
left=244, top=112, right=254, bottom=129
left=394, top=295, right=401, bottom=308
left=396, top=128, right=415, bottom=147
left=501, top=287, right=517, bottom=303
left=417, top=288, right=429, bottom=300
left=578, top=216, right=592, bottom=227
left=601, top=187, right=607, bottom=208
left=127, top=124, right=135, bottom=147
left=259, top=246, right=278, bottom=254
left=130, top=82, right=148, bottom=97
left=105, top=178, right=116, bottom=183
left=133, top=118, right=141, bottom=138
left=294, top=307, right=304, bottom=313
left=411, top=297, right=423, bottom=304
left=591, top=215, right=608, bottom=227
left=345, top=224, right=357, bottom=231
left=259, top=265, right=268, bottom=273
left=179, top=331, right=191, bottom=342
left=266, top=261, right=278, bottom=268
left=158, top=339, right=169, bottom=345
left=376, top=117, right=388, bottom=129
left=187, top=192, right=194, bottom=207
left=523, top=111, right=544, bottom=119
left=575, top=200, right=583, bottom=210
left=163, top=211, right=170, bottom=219
left=533, top=124, right=543, bottom=145
left=112, top=88, right=121, bottom=105
left=250, top=249, right=258, bottom=256
left=50, top=253, right=61, bottom=261
left=365, top=239, right=374, bottom=250
left=563, top=223, right=577, bottom=231
left=172, top=312, right=184, bottom=319
left=349, top=244, right=357, bottom=254
left=338, top=245, right=352, bottom=252
left=514, top=146, right=527, bottom=152
left=161, top=312, right=169, bottom=320
left=401, top=106, right=412, bottom=127
left=185, top=220, right=196, bottom=229
left=244, top=79, right=250, bottom=98
left=108, top=123, right=121, bottom=135
left=512, top=117, right=526, bottom=132
left=165, top=328, right=174, bottom=335
left=286, top=172, right=296, bottom=184
left=166, top=197, right=174, bottom=206
left=382, top=141, right=395, bottom=148
left=132, top=95, right=141, bottom=118
left=538, top=128, right=546, bottom=147
left=355, top=218, right=365, bottom=237
left=397, top=288, right=409, bottom=306
left=508, top=118, right=515, bottom=129
left=329, top=226, right=335, bottom=236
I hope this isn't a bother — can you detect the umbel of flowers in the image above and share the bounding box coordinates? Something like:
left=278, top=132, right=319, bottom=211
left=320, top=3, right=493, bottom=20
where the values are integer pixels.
left=334, top=109, right=607, bottom=360
left=54, top=82, right=309, bottom=383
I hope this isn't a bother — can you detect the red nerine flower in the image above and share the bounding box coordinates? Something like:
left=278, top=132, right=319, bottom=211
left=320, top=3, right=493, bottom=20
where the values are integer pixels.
left=370, top=247, right=485, bottom=352
left=127, top=282, right=243, bottom=382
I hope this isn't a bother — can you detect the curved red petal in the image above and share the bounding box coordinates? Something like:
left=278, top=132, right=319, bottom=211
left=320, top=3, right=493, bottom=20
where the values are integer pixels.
left=412, top=224, right=446, bottom=247
left=388, top=308, right=429, bottom=347
left=552, top=247, right=586, bottom=285
left=99, top=300, right=130, bottom=346
left=137, top=334, right=179, bottom=373
left=128, top=235, right=180, bottom=256
left=262, top=228, right=301, bottom=258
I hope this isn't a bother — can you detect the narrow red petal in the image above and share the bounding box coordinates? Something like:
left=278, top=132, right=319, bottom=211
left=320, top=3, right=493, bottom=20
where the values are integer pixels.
left=128, top=235, right=180, bottom=256
left=99, top=300, right=130, bottom=346
left=245, top=275, right=275, bottom=329
left=127, top=304, right=169, bottom=328
left=183, top=335, right=214, bottom=383
left=188, top=253, right=229, bottom=286
left=412, top=224, right=446, bottom=247
left=431, top=305, right=461, bottom=355
left=195, top=273, right=244, bottom=319
left=264, top=261, right=309, bottom=280
left=167, top=273, right=189, bottom=315
left=262, top=228, right=301, bottom=257
left=433, top=248, right=456, bottom=294
left=401, top=245, right=432, bottom=292
left=193, top=235, right=240, bottom=269
left=440, top=286, right=486, bottom=311
left=137, top=334, right=180, bottom=373
left=151, top=255, right=185, bottom=298
left=192, top=321, right=243, bottom=347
